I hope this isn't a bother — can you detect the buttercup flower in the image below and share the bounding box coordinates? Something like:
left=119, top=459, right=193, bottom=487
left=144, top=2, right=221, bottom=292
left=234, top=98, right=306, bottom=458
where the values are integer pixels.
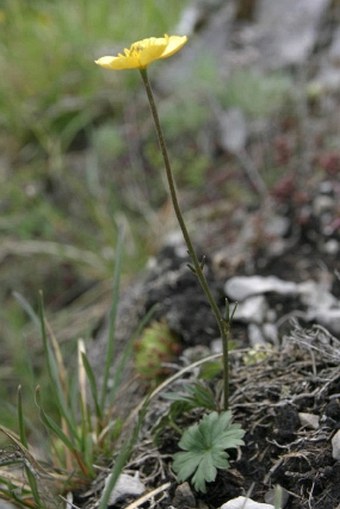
left=95, top=34, right=187, bottom=70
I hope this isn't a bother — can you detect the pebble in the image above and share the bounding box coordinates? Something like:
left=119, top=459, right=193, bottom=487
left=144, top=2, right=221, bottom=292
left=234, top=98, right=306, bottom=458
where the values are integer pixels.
left=331, top=430, right=340, bottom=460
left=298, top=280, right=336, bottom=309
left=323, top=239, right=339, bottom=255
left=225, top=276, right=298, bottom=301
left=262, top=323, right=279, bottom=346
left=234, top=296, right=268, bottom=323
left=315, top=308, right=340, bottom=335
left=101, top=472, right=145, bottom=505
left=299, top=412, right=320, bottom=430
left=248, top=323, right=267, bottom=347
left=220, top=496, right=274, bottom=509
left=265, top=485, right=290, bottom=507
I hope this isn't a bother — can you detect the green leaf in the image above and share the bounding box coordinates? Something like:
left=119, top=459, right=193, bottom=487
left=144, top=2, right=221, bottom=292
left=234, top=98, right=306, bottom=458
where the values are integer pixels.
left=81, top=352, right=102, bottom=421
left=173, top=411, right=244, bottom=493
left=164, top=382, right=218, bottom=411
left=100, top=225, right=124, bottom=409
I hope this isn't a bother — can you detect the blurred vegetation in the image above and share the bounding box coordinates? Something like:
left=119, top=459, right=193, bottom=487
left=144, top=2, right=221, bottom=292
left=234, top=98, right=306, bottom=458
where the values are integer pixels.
left=0, top=0, right=190, bottom=432
left=0, top=0, right=294, bottom=435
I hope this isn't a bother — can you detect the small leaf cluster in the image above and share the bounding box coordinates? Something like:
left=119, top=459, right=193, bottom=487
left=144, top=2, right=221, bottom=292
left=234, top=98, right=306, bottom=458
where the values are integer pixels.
left=164, top=381, right=218, bottom=412
left=172, top=411, right=244, bottom=493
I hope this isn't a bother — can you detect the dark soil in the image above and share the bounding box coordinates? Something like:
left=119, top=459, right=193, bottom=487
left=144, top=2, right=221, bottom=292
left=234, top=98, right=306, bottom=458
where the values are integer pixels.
left=82, top=180, right=340, bottom=509
left=110, top=340, right=339, bottom=509
left=79, top=1, right=340, bottom=506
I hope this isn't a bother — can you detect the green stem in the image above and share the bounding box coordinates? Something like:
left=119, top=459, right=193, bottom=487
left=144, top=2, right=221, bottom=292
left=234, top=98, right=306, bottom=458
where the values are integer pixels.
left=140, top=68, right=230, bottom=410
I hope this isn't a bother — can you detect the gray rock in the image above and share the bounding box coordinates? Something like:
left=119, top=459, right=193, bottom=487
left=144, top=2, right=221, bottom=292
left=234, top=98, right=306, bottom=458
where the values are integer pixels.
left=315, top=308, right=340, bottom=335
left=299, top=412, right=320, bottom=430
left=235, top=295, right=268, bottom=323
left=0, top=502, right=16, bottom=509
left=265, top=485, right=290, bottom=507
left=101, top=472, right=145, bottom=505
left=248, top=323, right=267, bottom=347
left=255, top=0, right=331, bottom=67
left=225, top=276, right=298, bottom=301
left=262, top=322, right=279, bottom=346
left=323, top=239, right=339, bottom=255
left=298, top=280, right=337, bottom=310
left=220, top=496, right=274, bottom=509
left=218, top=108, right=248, bottom=154
left=331, top=430, right=340, bottom=460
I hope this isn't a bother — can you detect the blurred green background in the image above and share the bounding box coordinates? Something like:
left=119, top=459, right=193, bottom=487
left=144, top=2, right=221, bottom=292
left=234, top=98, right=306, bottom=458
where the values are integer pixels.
left=0, top=0, right=294, bottom=428
left=0, top=0, right=194, bottom=426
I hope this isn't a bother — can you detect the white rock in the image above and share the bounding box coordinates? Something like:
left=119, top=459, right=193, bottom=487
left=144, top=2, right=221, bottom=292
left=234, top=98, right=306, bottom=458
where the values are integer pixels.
left=331, top=430, right=340, bottom=460
left=264, top=215, right=290, bottom=238
left=330, top=26, right=340, bottom=63
left=225, top=276, right=297, bottom=301
left=263, top=323, right=279, bottom=346
left=220, top=496, right=274, bottom=509
left=101, top=472, right=145, bottom=505
left=323, top=239, right=339, bottom=255
left=248, top=323, right=267, bottom=347
left=298, top=280, right=336, bottom=310
left=234, top=296, right=268, bottom=323
left=313, top=195, right=334, bottom=215
left=218, top=108, right=248, bottom=154
left=299, top=412, right=320, bottom=430
left=315, top=308, right=340, bottom=335
left=256, top=0, right=330, bottom=67
left=265, top=485, right=290, bottom=507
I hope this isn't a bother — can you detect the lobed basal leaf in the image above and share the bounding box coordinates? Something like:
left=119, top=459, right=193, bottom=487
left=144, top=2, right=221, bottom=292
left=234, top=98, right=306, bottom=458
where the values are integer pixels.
left=173, top=411, right=244, bottom=492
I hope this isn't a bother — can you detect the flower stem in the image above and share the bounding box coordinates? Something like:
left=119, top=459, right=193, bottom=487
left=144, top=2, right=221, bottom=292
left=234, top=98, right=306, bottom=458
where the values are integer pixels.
left=140, top=68, right=230, bottom=410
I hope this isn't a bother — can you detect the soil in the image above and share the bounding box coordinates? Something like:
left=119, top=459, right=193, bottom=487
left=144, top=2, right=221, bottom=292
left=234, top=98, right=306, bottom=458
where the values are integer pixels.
left=81, top=169, right=340, bottom=509
left=80, top=0, right=340, bottom=503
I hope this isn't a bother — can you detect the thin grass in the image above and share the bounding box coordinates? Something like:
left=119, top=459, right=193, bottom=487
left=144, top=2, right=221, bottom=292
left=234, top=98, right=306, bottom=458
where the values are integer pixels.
left=0, top=223, right=158, bottom=505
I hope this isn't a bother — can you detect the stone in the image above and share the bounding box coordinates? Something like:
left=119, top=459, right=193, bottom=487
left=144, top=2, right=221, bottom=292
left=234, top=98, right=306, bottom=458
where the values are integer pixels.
left=101, top=472, right=145, bottom=505
left=234, top=295, right=268, bottom=323
left=298, top=280, right=336, bottom=309
left=315, top=308, right=340, bottom=335
left=172, top=482, right=196, bottom=508
left=255, top=0, right=331, bottom=67
left=218, top=108, right=248, bottom=154
left=220, top=496, right=274, bottom=509
left=265, top=485, right=290, bottom=507
left=263, top=323, right=279, bottom=346
left=248, top=323, right=267, bottom=347
left=331, top=430, right=340, bottom=460
left=225, top=275, right=297, bottom=301
left=299, top=412, right=320, bottom=430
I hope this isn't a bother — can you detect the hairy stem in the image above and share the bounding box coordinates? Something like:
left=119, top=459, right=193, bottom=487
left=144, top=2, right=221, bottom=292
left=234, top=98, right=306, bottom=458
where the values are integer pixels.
left=140, top=68, right=230, bottom=410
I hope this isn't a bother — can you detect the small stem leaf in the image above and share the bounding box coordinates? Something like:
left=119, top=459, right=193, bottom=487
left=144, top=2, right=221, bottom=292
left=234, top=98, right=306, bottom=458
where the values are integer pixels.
left=199, top=256, right=206, bottom=270
left=187, top=263, right=196, bottom=274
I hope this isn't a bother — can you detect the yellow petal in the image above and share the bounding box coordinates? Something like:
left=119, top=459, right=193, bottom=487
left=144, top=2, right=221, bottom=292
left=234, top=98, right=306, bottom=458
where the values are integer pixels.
left=95, top=34, right=188, bottom=71
left=95, top=55, right=140, bottom=70
left=160, top=35, right=188, bottom=59
left=135, top=40, right=167, bottom=67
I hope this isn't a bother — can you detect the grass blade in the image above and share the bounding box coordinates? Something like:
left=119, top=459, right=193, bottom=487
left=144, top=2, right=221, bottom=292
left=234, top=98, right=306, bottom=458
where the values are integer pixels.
left=81, top=352, right=102, bottom=421
left=100, top=225, right=124, bottom=409
left=17, top=386, right=28, bottom=448
left=35, top=388, right=90, bottom=478
left=108, top=305, right=156, bottom=405
left=35, top=388, right=75, bottom=453
left=98, top=398, right=149, bottom=509
left=37, top=291, right=77, bottom=437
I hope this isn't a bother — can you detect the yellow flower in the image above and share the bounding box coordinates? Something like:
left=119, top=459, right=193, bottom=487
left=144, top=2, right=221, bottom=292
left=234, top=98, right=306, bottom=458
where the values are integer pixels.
left=95, top=34, right=187, bottom=70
